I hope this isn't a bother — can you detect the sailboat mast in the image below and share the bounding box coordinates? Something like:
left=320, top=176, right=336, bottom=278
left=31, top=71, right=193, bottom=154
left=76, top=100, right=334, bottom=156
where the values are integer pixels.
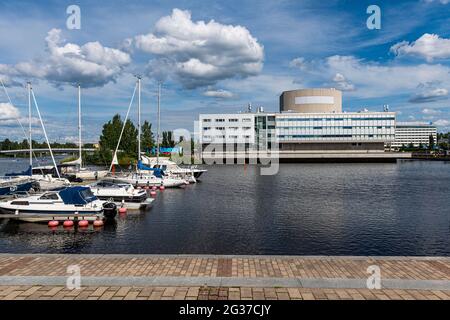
left=78, top=84, right=82, bottom=168
left=28, top=82, right=32, bottom=172
left=157, top=82, right=161, bottom=164
left=137, top=76, right=141, bottom=161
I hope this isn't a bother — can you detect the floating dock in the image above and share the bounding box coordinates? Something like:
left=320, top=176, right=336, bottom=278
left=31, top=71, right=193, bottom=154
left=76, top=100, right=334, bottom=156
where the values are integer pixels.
left=0, top=254, right=448, bottom=300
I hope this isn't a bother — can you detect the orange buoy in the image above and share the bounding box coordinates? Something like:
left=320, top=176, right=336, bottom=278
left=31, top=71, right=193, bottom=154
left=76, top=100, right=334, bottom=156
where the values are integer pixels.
left=119, top=207, right=127, bottom=214
left=63, top=220, right=74, bottom=228
left=150, top=191, right=157, bottom=197
left=78, top=220, right=89, bottom=228
left=93, top=219, right=104, bottom=227
left=48, top=220, right=59, bottom=228
left=159, top=185, right=165, bottom=191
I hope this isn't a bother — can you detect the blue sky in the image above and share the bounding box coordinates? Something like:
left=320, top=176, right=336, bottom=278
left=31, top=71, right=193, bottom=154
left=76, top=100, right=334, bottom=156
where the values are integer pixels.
left=0, top=0, right=450, bottom=142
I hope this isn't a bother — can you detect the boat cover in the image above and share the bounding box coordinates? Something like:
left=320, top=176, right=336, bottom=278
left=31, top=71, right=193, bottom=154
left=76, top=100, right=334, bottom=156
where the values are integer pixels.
left=5, top=165, right=32, bottom=177
left=59, top=186, right=97, bottom=205
left=137, top=161, right=165, bottom=178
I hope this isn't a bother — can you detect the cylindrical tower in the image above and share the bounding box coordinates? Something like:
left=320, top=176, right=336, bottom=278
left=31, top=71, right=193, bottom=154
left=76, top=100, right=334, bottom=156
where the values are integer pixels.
left=279, top=88, right=342, bottom=113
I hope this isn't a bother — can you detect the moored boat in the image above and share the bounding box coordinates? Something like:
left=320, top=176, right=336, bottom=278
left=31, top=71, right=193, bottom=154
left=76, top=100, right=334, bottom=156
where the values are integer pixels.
left=141, top=155, right=207, bottom=182
left=0, top=186, right=117, bottom=222
left=0, top=176, right=36, bottom=197
left=89, top=180, right=154, bottom=209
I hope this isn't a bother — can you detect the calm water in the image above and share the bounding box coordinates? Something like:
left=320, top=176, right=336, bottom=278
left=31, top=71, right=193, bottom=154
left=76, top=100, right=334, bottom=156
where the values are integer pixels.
left=0, top=157, right=449, bottom=256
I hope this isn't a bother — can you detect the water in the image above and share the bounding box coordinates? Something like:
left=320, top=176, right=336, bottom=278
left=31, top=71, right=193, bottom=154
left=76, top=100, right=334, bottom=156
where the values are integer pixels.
left=0, top=157, right=449, bottom=256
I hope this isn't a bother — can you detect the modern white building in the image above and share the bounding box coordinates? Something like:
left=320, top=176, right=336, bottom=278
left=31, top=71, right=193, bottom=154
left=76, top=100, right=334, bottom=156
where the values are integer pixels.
left=392, top=122, right=437, bottom=149
left=199, top=88, right=397, bottom=153
left=199, top=111, right=396, bottom=152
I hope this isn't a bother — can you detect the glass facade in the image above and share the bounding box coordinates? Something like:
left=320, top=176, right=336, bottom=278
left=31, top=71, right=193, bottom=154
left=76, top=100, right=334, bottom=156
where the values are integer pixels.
left=200, top=112, right=396, bottom=149
left=276, top=113, right=395, bottom=142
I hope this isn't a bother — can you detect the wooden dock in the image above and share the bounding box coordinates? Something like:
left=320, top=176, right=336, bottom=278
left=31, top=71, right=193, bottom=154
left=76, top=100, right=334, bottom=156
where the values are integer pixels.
left=0, top=254, right=448, bottom=300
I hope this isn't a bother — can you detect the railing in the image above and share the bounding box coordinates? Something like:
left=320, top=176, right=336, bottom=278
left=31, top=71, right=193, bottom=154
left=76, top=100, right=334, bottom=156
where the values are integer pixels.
left=0, top=148, right=96, bottom=155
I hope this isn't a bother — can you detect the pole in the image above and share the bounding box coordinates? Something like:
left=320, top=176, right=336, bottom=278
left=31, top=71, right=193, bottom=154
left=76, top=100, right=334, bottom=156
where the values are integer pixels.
left=28, top=82, right=32, bottom=173
left=108, top=82, right=137, bottom=172
left=31, top=88, right=61, bottom=179
left=157, top=82, right=161, bottom=164
left=78, top=84, right=82, bottom=168
left=137, top=76, right=141, bottom=162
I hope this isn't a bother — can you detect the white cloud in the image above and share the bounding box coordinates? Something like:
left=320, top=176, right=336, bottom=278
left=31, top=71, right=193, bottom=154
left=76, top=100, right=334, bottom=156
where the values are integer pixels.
left=313, top=55, right=450, bottom=99
left=0, top=102, right=20, bottom=120
left=422, top=108, right=442, bottom=115
left=410, top=88, right=448, bottom=103
left=434, top=119, right=450, bottom=127
left=423, top=0, right=450, bottom=4
left=132, top=9, right=264, bottom=89
left=289, top=57, right=306, bottom=70
left=203, top=89, right=235, bottom=99
left=332, top=72, right=355, bottom=91
left=391, top=34, right=450, bottom=62
left=0, top=29, right=131, bottom=88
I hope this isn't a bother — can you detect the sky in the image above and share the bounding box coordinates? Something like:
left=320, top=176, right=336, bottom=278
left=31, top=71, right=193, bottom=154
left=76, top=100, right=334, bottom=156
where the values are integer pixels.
left=0, top=0, right=450, bottom=143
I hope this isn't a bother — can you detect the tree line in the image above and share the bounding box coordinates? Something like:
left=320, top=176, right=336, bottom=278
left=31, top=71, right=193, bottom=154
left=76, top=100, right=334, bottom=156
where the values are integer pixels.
left=1, top=114, right=183, bottom=165
left=87, top=114, right=179, bottom=166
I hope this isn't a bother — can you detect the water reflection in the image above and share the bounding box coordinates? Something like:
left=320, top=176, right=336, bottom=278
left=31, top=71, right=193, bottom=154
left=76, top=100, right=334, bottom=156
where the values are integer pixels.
left=0, top=160, right=449, bottom=255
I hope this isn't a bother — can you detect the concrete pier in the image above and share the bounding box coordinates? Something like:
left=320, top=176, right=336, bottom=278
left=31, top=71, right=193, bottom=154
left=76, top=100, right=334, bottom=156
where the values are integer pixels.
left=0, top=254, right=449, bottom=300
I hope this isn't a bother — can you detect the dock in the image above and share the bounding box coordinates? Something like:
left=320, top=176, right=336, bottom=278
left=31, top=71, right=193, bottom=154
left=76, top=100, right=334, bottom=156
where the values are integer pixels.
left=0, top=254, right=449, bottom=300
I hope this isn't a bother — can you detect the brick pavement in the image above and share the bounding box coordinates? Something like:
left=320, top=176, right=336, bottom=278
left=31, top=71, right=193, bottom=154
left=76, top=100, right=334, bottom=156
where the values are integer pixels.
left=0, top=254, right=448, bottom=300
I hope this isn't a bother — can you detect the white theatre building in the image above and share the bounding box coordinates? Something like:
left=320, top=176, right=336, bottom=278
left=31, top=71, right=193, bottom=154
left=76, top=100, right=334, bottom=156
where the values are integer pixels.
left=199, top=88, right=397, bottom=154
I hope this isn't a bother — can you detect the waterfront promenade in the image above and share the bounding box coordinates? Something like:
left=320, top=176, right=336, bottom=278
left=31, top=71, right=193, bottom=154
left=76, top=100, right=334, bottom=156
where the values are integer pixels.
left=0, top=254, right=449, bottom=300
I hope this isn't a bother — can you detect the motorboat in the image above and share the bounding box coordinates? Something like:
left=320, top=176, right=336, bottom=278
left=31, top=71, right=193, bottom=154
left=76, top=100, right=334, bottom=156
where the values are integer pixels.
left=89, top=180, right=154, bottom=210
left=141, top=155, right=207, bottom=183
left=0, top=176, right=36, bottom=197
left=0, top=186, right=117, bottom=222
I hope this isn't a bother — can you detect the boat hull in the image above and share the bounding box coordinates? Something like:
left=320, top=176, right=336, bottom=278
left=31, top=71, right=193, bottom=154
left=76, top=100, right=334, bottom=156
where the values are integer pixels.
left=96, top=196, right=154, bottom=210
left=0, top=208, right=103, bottom=222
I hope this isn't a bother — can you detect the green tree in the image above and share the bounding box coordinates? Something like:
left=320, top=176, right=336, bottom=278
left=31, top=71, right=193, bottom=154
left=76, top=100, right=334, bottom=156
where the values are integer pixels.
left=141, top=121, right=154, bottom=152
left=99, top=114, right=123, bottom=152
left=98, top=114, right=138, bottom=163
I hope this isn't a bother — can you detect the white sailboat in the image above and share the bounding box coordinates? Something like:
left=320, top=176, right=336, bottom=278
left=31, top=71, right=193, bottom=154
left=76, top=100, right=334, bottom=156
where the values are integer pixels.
left=109, top=77, right=188, bottom=188
left=62, top=84, right=109, bottom=180
left=140, top=155, right=207, bottom=183
left=27, top=83, right=70, bottom=191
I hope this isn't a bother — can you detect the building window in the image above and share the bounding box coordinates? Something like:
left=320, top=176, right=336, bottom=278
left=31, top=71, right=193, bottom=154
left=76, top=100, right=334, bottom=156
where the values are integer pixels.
left=215, top=119, right=225, bottom=122
left=229, top=119, right=239, bottom=122
left=242, top=118, right=252, bottom=122
left=203, top=119, right=211, bottom=122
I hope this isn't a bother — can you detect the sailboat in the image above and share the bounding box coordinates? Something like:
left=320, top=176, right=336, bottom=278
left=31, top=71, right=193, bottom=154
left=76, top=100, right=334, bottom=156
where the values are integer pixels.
left=59, top=84, right=109, bottom=180
left=140, top=155, right=207, bottom=183
left=108, top=77, right=188, bottom=188
left=0, top=80, right=37, bottom=196
left=6, top=83, right=70, bottom=191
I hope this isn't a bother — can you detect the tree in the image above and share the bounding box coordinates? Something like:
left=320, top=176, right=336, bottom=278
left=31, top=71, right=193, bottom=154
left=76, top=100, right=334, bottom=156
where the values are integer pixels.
left=121, top=119, right=138, bottom=156
left=99, top=114, right=138, bottom=163
left=99, top=114, right=123, bottom=152
left=161, top=131, right=175, bottom=148
left=429, top=134, right=435, bottom=150
left=141, top=121, right=154, bottom=152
